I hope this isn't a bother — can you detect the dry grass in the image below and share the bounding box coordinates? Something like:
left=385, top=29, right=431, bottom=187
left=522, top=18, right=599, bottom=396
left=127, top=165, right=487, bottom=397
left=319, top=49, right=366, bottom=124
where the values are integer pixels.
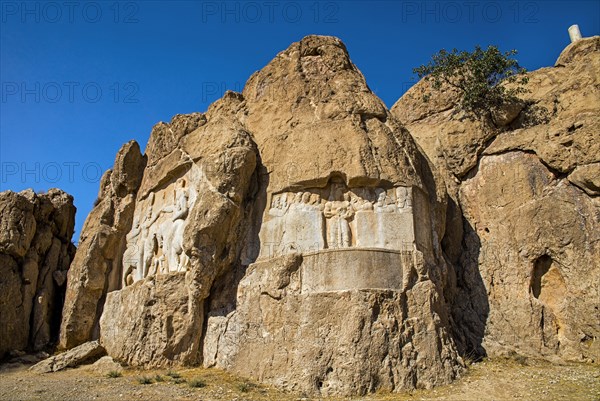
left=0, top=358, right=598, bottom=401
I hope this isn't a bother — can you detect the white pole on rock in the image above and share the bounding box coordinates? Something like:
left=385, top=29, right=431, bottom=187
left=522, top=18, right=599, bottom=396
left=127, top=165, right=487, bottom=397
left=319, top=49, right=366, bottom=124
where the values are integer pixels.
left=568, top=25, right=583, bottom=43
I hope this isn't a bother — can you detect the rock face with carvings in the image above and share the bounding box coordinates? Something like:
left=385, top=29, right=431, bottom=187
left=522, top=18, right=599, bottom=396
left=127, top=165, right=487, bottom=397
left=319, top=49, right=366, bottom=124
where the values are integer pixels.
left=55, top=34, right=598, bottom=395
left=0, top=188, right=76, bottom=358
left=391, top=36, right=600, bottom=362
left=58, top=35, right=463, bottom=395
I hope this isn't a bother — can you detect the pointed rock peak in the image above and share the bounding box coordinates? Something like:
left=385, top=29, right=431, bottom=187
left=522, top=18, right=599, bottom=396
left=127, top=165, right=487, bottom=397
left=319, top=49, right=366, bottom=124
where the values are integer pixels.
left=239, top=35, right=432, bottom=193
left=297, top=35, right=352, bottom=74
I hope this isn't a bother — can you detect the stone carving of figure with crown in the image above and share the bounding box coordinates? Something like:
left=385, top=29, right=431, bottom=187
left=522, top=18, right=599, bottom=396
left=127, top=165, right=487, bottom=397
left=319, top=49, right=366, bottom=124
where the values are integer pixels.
left=395, top=187, right=412, bottom=210
left=324, top=184, right=354, bottom=248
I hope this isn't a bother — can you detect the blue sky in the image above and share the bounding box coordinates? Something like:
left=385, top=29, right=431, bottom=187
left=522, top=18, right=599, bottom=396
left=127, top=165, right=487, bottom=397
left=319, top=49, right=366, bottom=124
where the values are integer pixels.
left=1, top=0, right=599, bottom=241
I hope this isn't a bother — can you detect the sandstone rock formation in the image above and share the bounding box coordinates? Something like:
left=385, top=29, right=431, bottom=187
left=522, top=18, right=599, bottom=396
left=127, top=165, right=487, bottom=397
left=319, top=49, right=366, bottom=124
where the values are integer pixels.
left=59, top=141, right=146, bottom=349
left=59, top=35, right=463, bottom=395
left=391, top=36, right=600, bottom=363
left=54, top=34, right=598, bottom=396
left=0, top=188, right=75, bottom=359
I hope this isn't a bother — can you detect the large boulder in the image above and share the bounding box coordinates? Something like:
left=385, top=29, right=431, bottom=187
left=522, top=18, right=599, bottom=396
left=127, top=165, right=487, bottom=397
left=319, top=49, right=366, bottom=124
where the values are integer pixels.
left=0, top=188, right=76, bottom=358
left=30, top=340, right=105, bottom=373
left=203, top=35, right=461, bottom=395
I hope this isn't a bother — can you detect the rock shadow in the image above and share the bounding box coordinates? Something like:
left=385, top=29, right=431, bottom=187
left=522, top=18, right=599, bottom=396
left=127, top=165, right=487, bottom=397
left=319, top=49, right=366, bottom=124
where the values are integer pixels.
left=449, top=216, right=490, bottom=361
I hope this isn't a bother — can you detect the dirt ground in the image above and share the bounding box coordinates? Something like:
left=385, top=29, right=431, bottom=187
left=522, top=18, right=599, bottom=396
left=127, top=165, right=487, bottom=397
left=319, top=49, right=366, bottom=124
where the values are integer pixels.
left=0, top=357, right=599, bottom=401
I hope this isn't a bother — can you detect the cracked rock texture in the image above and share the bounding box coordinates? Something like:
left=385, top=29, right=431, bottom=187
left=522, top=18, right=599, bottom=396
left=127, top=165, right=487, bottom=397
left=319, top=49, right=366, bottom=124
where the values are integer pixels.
left=0, top=188, right=76, bottom=358
left=59, top=141, right=147, bottom=349
left=391, top=36, right=600, bottom=363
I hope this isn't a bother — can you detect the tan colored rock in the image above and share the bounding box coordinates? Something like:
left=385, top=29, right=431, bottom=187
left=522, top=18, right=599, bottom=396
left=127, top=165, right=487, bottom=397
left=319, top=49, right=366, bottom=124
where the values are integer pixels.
left=198, top=36, right=462, bottom=395
left=206, top=252, right=462, bottom=396
left=0, top=189, right=76, bottom=358
left=391, top=36, right=600, bottom=362
left=99, top=99, right=259, bottom=367
left=73, top=35, right=462, bottom=396
left=59, top=141, right=146, bottom=349
left=568, top=163, right=600, bottom=196
left=30, top=341, right=105, bottom=373
left=100, top=272, right=195, bottom=367
left=459, top=152, right=599, bottom=362
left=85, top=356, right=123, bottom=375
left=241, top=35, right=431, bottom=193
left=555, top=36, right=600, bottom=66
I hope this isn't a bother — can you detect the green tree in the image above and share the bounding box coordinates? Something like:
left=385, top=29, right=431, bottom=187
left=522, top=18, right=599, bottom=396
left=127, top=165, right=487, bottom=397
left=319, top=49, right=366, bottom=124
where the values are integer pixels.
left=414, top=45, right=529, bottom=120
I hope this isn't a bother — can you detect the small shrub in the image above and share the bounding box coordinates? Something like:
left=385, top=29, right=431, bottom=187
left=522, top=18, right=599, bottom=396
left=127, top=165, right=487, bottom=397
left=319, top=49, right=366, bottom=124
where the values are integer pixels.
left=172, top=378, right=186, bottom=384
left=106, top=370, right=122, bottom=378
left=137, top=376, right=153, bottom=385
left=188, top=378, right=206, bottom=388
left=506, top=350, right=529, bottom=366
left=238, top=381, right=256, bottom=393
left=414, top=45, right=529, bottom=121
left=166, top=370, right=181, bottom=379
left=154, top=374, right=164, bottom=382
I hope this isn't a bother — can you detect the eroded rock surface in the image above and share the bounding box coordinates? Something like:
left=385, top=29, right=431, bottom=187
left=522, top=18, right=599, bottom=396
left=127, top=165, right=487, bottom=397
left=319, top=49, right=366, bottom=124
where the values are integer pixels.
left=391, top=36, right=600, bottom=362
left=59, top=141, right=147, bottom=349
left=0, top=189, right=75, bottom=358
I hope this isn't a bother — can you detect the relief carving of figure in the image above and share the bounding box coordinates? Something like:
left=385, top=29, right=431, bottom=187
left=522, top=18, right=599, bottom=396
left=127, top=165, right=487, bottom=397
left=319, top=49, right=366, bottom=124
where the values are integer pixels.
left=123, top=215, right=141, bottom=286
left=140, top=197, right=163, bottom=279
left=374, top=189, right=395, bottom=213
left=161, top=178, right=191, bottom=272
left=123, top=193, right=163, bottom=285
left=350, top=191, right=373, bottom=211
left=269, top=193, right=290, bottom=217
left=324, top=186, right=354, bottom=248
left=395, top=187, right=412, bottom=209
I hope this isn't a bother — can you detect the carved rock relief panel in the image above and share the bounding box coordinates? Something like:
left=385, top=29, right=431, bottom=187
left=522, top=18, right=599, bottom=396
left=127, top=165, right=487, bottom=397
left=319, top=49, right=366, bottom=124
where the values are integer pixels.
left=257, top=182, right=415, bottom=259
left=122, top=176, right=197, bottom=286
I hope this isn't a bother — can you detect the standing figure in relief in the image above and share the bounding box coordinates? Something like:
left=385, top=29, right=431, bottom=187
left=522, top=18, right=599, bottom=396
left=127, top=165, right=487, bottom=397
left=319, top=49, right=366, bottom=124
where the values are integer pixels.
left=148, top=232, right=165, bottom=276
left=140, top=200, right=162, bottom=279
left=123, top=216, right=141, bottom=286
left=291, top=192, right=303, bottom=208
left=123, top=193, right=162, bottom=285
left=163, top=178, right=191, bottom=272
left=350, top=191, right=373, bottom=211
left=324, top=186, right=354, bottom=248
left=268, top=193, right=290, bottom=217
left=300, top=192, right=312, bottom=211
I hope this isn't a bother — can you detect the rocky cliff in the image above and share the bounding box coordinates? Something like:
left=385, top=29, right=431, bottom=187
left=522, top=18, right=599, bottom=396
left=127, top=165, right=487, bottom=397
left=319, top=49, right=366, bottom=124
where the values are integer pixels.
left=0, top=189, right=76, bottom=358
left=58, top=36, right=463, bottom=395
left=391, top=36, right=600, bottom=363
left=50, top=34, right=599, bottom=396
